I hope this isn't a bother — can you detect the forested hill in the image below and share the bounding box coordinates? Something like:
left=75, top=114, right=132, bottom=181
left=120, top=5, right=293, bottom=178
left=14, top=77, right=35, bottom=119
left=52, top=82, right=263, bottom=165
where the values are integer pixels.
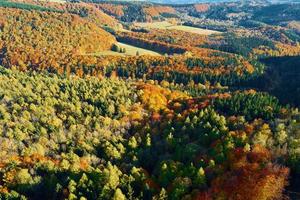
left=148, top=0, right=239, bottom=4
left=0, top=0, right=300, bottom=199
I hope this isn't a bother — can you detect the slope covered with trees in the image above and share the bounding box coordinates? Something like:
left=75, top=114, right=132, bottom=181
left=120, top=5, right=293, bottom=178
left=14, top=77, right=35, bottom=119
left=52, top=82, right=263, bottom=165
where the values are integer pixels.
left=245, top=56, right=300, bottom=107
left=83, top=1, right=178, bottom=22
left=0, top=66, right=299, bottom=200
left=0, top=8, right=116, bottom=72
left=0, top=0, right=300, bottom=199
left=10, top=0, right=121, bottom=27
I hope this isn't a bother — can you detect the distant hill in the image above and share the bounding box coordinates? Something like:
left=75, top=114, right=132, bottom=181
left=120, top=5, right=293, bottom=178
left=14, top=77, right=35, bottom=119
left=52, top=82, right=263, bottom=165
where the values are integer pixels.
left=148, top=0, right=238, bottom=4
left=148, top=0, right=300, bottom=5
left=90, top=0, right=299, bottom=4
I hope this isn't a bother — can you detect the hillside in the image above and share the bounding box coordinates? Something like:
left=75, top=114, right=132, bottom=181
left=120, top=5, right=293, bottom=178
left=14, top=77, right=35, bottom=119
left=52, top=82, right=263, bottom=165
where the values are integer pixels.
left=9, top=0, right=122, bottom=27
left=83, top=1, right=179, bottom=22
left=0, top=7, right=116, bottom=72
left=250, top=56, right=300, bottom=107
left=0, top=0, right=300, bottom=199
left=0, top=66, right=298, bottom=200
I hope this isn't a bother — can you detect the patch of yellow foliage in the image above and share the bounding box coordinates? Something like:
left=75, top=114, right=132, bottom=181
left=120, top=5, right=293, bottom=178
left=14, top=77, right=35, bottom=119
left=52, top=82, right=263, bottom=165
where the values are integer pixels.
left=137, top=83, right=190, bottom=112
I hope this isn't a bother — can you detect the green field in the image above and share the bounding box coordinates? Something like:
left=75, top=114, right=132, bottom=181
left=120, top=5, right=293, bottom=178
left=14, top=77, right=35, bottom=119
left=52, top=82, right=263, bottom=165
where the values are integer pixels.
left=92, top=42, right=161, bottom=56
left=134, top=21, right=221, bottom=35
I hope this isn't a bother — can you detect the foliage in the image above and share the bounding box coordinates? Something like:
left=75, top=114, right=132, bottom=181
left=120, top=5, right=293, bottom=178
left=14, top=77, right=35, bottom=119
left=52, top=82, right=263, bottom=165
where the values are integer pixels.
left=214, top=91, right=283, bottom=121
left=0, top=66, right=296, bottom=199
left=202, top=33, right=276, bottom=57
left=0, top=8, right=116, bottom=72
left=0, top=0, right=62, bottom=12
left=0, top=1, right=300, bottom=199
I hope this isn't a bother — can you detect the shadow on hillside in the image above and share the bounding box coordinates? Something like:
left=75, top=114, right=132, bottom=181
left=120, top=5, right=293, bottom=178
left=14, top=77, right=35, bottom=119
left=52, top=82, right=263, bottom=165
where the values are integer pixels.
left=246, top=56, right=300, bottom=108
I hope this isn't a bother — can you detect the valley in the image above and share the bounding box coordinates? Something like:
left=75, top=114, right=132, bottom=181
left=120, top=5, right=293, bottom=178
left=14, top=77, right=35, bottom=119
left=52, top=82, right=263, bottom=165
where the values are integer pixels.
left=0, top=0, right=299, bottom=200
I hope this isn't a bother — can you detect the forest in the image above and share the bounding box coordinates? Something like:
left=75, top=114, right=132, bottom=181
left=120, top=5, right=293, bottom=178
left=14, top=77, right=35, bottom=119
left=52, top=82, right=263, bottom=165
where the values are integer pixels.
left=0, top=0, right=299, bottom=200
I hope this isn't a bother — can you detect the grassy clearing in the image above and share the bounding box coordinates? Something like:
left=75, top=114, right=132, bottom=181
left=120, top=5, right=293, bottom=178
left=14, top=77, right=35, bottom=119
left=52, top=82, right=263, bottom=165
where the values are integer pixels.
left=43, top=0, right=66, bottom=3
left=134, top=21, right=221, bottom=35
left=89, top=42, right=161, bottom=56
left=135, top=21, right=172, bottom=29
left=167, top=25, right=221, bottom=35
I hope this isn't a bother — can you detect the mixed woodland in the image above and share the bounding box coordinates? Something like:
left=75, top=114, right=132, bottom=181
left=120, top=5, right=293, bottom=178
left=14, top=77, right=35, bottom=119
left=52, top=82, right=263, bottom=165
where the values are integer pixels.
left=0, top=0, right=299, bottom=199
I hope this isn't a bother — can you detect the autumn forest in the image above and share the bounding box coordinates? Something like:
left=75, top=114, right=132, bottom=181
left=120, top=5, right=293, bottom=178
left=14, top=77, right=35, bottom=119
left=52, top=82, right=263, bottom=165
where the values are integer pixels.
left=0, top=0, right=299, bottom=199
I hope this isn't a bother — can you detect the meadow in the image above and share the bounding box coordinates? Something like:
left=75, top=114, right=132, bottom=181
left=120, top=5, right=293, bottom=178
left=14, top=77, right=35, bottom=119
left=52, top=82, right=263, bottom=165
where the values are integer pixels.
left=134, top=21, right=221, bottom=35
left=91, top=42, right=161, bottom=56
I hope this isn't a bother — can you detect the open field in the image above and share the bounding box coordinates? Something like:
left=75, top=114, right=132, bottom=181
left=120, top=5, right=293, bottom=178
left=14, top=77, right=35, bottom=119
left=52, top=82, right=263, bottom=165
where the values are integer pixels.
left=134, top=21, right=221, bottom=35
left=135, top=21, right=173, bottom=29
left=45, top=0, right=66, bottom=3
left=89, top=42, right=161, bottom=56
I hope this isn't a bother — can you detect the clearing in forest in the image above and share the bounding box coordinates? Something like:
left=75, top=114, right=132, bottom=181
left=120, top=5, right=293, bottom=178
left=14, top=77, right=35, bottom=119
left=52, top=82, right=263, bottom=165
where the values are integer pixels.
left=134, top=21, right=221, bottom=35
left=89, top=42, right=161, bottom=56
